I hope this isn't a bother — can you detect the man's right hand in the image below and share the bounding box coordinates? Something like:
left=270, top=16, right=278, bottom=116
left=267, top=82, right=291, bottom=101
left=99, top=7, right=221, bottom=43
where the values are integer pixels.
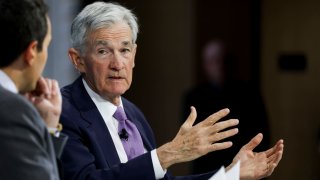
left=25, top=77, right=62, bottom=128
left=157, top=107, right=239, bottom=169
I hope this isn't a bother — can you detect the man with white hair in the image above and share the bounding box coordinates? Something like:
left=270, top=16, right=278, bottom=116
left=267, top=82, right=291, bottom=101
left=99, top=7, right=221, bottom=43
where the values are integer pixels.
left=60, top=2, right=284, bottom=180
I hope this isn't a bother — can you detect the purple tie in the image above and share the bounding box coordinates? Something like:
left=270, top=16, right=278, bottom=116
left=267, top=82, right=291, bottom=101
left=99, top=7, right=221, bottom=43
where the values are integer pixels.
left=113, top=106, right=144, bottom=160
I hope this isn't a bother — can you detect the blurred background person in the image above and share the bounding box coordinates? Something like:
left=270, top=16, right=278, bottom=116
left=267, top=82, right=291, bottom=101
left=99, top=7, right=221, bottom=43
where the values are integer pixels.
left=182, top=39, right=271, bottom=174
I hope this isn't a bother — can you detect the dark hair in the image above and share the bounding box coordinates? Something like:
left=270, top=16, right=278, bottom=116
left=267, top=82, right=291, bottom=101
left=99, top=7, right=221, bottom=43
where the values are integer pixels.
left=0, top=0, right=48, bottom=67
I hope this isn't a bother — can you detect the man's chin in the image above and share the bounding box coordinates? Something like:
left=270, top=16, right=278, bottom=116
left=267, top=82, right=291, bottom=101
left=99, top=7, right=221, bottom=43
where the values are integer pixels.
left=21, top=82, right=37, bottom=94
left=100, top=89, right=127, bottom=99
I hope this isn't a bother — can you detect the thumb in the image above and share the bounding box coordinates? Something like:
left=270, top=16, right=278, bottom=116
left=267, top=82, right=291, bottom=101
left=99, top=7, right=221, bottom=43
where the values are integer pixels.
left=175, top=106, right=197, bottom=137
left=182, top=106, right=197, bottom=129
left=243, top=133, right=263, bottom=151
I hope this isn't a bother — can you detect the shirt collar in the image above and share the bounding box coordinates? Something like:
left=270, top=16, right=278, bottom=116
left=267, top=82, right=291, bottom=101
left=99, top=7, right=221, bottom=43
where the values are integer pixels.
left=82, top=78, right=123, bottom=115
left=0, top=70, right=18, bottom=94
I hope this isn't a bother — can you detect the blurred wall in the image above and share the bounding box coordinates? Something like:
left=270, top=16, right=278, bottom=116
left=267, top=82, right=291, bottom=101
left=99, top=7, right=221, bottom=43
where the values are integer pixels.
left=45, top=0, right=79, bottom=87
left=261, top=0, right=320, bottom=179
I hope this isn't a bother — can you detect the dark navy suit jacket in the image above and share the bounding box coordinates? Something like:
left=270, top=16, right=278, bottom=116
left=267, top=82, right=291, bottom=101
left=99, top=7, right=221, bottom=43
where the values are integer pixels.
left=60, top=77, right=216, bottom=180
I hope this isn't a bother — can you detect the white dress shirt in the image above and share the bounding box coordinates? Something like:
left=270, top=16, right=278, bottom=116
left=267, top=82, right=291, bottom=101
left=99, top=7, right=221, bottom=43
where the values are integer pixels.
left=82, top=79, right=166, bottom=179
left=0, top=70, right=18, bottom=93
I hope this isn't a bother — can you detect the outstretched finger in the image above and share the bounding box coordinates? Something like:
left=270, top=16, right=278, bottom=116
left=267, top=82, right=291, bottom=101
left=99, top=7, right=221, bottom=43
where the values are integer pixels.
left=200, top=108, right=230, bottom=127
left=51, top=80, right=62, bottom=106
left=267, top=151, right=277, bottom=164
left=177, top=106, right=197, bottom=136
left=44, top=78, right=53, bottom=98
left=183, top=106, right=197, bottom=128
left=51, top=80, right=60, bottom=96
left=209, top=141, right=233, bottom=152
left=273, top=150, right=283, bottom=166
left=268, top=147, right=284, bottom=165
left=210, top=119, right=239, bottom=134
left=265, top=139, right=284, bottom=157
left=242, top=133, right=263, bottom=151
left=266, top=148, right=283, bottom=177
left=208, top=127, right=238, bottom=143
left=268, top=149, right=283, bottom=165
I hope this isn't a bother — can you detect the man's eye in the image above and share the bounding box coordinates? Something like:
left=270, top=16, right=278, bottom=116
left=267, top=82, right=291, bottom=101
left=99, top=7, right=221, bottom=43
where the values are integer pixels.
left=98, top=49, right=108, bottom=55
left=121, top=48, right=130, bottom=53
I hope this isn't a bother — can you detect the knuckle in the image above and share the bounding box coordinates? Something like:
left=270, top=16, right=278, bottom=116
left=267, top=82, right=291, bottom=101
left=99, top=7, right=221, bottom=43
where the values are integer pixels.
left=211, top=127, right=218, bottom=134
left=211, top=143, right=218, bottom=150
left=214, top=133, right=222, bottom=141
left=198, top=147, right=207, bottom=154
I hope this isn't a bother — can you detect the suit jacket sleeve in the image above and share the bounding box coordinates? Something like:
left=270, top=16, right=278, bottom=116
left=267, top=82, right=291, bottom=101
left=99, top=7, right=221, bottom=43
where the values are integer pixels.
left=51, top=133, right=68, bottom=158
left=0, top=90, right=60, bottom=180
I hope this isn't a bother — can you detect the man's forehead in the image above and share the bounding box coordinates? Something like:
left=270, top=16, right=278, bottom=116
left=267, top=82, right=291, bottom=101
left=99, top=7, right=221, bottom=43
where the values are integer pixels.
left=88, top=24, right=134, bottom=45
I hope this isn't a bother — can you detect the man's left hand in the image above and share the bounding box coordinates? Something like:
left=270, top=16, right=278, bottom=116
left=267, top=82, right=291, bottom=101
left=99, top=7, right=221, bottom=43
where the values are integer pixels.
left=227, top=133, right=284, bottom=180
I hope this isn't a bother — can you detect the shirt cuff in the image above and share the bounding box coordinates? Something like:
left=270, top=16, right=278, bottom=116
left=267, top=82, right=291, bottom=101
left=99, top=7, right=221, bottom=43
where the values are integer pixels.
left=47, top=123, right=63, bottom=137
left=48, top=127, right=60, bottom=137
left=151, top=149, right=167, bottom=179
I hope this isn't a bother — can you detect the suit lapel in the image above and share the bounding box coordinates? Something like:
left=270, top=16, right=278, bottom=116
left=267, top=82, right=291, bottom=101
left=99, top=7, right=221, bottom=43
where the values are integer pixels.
left=71, top=78, right=121, bottom=167
left=122, top=100, right=153, bottom=151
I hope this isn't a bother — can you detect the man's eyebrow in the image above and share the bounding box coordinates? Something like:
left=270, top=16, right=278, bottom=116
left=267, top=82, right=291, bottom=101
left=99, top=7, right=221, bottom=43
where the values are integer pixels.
left=94, top=40, right=108, bottom=46
left=93, top=40, right=132, bottom=47
left=122, top=41, right=132, bottom=46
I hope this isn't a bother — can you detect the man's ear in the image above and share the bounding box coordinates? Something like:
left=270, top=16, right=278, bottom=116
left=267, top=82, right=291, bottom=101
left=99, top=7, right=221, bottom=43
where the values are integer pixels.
left=24, top=41, right=38, bottom=65
left=132, top=44, right=137, bottom=68
left=68, top=48, right=85, bottom=73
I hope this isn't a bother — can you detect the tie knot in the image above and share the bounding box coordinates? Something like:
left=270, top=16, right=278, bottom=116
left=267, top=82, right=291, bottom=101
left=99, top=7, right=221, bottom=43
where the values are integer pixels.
left=113, top=106, right=127, bottom=122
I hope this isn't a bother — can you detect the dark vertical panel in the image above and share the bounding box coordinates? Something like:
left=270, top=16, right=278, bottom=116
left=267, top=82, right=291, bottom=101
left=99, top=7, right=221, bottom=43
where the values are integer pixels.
left=195, top=0, right=261, bottom=86
left=251, top=0, right=261, bottom=88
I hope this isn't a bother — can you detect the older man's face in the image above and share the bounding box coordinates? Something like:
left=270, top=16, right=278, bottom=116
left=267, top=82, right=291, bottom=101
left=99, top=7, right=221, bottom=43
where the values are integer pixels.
left=80, top=22, right=136, bottom=103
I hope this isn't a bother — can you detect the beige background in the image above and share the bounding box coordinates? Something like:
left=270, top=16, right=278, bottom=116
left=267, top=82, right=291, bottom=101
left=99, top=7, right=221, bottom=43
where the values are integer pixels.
left=261, top=0, right=320, bottom=179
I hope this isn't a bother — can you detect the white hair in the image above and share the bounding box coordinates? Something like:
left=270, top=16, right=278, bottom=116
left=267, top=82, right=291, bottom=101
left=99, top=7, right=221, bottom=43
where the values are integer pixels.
left=70, top=2, right=139, bottom=53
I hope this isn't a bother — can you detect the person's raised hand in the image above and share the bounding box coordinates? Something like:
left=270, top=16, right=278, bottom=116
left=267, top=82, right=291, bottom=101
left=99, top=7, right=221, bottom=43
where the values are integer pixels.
left=157, top=106, right=239, bottom=169
left=227, top=133, right=284, bottom=180
left=25, top=77, right=62, bottom=128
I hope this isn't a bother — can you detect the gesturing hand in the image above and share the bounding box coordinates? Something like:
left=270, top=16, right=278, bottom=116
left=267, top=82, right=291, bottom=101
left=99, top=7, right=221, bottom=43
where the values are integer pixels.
left=227, top=133, right=284, bottom=180
left=157, top=106, right=239, bottom=169
left=25, top=77, right=62, bottom=128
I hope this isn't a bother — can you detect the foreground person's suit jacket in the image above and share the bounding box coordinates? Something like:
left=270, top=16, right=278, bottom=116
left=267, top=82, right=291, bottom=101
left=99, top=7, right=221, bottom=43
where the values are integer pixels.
left=60, top=77, right=216, bottom=180
left=0, top=86, right=67, bottom=180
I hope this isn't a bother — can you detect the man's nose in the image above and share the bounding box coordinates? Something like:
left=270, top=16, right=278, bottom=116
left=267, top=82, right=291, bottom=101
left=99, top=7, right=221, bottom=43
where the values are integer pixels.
left=110, top=53, right=124, bottom=70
